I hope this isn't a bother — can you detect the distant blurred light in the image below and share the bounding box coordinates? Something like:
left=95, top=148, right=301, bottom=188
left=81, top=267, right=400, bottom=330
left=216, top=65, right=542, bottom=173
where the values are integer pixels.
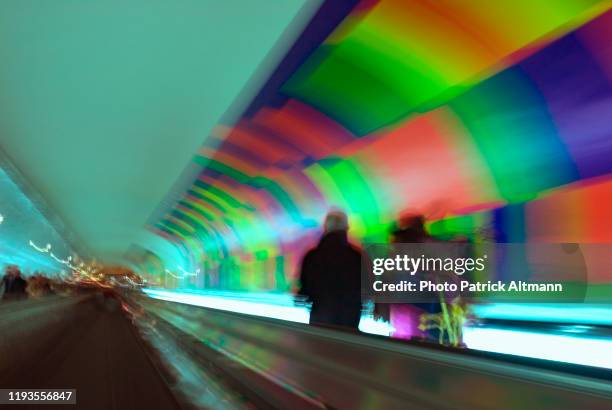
left=177, top=266, right=199, bottom=276
left=359, top=316, right=396, bottom=336
left=165, top=266, right=199, bottom=280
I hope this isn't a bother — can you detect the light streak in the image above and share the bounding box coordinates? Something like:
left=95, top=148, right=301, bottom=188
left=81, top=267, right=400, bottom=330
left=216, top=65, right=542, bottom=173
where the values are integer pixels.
left=29, top=240, right=51, bottom=253
left=462, top=326, right=612, bottom=370
left=28, top=239, right=88, bottom=276
left=471, top=303, right=612, bottom=326
left=177, top=266, right=199, bottom=276
left=143, top=289, right=394, bottom=336
left=165, top=266, right=200, bottom=280
left=143, top=289, right=612, bottom=368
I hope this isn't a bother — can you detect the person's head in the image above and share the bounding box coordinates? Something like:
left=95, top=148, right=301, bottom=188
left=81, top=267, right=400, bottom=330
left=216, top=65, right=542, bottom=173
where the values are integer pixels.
left=4, top=265, right=20, bottom=278
left=391, top=214, right=427, bottom=243
left=323, top=209, right=348, bottom=234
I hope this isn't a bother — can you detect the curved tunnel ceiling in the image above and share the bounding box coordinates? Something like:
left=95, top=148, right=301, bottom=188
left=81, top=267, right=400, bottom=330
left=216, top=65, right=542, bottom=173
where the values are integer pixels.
left=0, top=0, right=316, bottom=264
left=138, top=0, right=612, bottom=289
left=2, top=0, right=612, bottom=283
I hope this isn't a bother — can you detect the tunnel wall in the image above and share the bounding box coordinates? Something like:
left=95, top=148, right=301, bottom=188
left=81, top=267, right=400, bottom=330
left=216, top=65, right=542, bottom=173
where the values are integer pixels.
left=0, top=151, right=77, bottom=275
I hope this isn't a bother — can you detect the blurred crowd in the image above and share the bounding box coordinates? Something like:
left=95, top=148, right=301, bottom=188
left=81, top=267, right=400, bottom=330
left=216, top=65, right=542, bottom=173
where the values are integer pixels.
left=297, top=210, right=473, bottom=346
left=0, top=265, right=55, bottom=301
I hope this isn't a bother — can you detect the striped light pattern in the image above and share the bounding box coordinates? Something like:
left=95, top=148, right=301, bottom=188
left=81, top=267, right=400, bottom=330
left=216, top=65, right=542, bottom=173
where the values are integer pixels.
left=138, top=1, right=612, bottom=304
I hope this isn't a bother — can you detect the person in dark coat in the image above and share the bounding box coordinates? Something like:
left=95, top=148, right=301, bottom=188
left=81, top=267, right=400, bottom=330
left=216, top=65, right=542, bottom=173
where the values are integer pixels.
left=1, top=265, right=28, bottom=301
left=297, top=210, right=363, bottom=330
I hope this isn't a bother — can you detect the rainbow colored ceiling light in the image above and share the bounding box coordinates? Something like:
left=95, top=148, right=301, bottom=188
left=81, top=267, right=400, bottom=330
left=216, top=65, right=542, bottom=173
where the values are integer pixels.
left=140, top=1, right=612, bottom=297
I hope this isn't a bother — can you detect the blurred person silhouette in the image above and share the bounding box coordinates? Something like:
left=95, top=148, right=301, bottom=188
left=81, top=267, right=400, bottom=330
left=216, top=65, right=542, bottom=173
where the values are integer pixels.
left=1, top=265, right=28, bottom=301
left=297, top=209, right=363, bottom=330
left=378, top=214, right=473, bottom=345
left=374, top=214, right=432, bottom=340
left=27, top=273, right=53, bottom=297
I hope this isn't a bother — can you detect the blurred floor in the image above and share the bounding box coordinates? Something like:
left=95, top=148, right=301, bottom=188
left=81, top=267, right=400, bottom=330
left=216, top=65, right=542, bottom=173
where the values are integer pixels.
left=1, top=296, right=181, bottom=410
